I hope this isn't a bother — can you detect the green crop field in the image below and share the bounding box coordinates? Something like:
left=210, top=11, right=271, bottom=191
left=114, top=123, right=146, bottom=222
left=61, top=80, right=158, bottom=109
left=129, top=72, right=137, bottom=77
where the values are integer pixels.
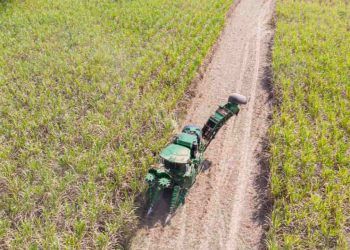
left=0, top=0, right=232, bottom=248
left=269, top=0, right=350, bottom=248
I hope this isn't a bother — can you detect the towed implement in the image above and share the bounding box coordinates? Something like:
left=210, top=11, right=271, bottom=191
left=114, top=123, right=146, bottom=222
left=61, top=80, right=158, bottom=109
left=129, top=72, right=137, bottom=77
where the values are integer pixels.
left=145, top=93, right=248, bottom=223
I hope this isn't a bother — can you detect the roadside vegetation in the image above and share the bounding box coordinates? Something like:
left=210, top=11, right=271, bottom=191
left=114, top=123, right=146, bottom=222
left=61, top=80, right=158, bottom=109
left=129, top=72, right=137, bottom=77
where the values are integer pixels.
left=0, top=0, right=232, bottom=248
left=269, top=0, right=350, bottom=248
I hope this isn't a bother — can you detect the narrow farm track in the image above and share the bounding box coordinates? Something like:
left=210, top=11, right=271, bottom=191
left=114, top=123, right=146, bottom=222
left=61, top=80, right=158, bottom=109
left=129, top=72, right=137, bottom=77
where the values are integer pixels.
left=131, top=0, right=275, bottom=249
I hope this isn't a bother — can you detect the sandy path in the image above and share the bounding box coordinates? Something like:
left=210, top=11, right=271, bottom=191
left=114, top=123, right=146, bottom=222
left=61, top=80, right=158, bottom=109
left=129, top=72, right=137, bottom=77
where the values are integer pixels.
left=131, top=0, right=275, bottom=249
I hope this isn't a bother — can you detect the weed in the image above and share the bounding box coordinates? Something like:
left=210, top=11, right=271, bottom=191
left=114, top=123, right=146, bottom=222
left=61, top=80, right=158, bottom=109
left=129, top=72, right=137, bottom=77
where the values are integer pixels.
left=269, top=0, right=350, bottom=248
left=0, top=0, right=232, bottom=248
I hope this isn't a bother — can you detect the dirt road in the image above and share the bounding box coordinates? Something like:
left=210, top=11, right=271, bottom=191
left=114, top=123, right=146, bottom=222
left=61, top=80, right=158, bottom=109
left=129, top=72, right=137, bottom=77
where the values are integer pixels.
left=131, top=0, right=275, bottom=249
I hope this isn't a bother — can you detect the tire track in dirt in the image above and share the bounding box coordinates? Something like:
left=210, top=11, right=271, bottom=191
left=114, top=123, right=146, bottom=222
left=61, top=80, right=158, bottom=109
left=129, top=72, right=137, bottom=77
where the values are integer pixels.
left=131, top=0, right=275, bottom=249
left=225, top=9, right=263, bottom=248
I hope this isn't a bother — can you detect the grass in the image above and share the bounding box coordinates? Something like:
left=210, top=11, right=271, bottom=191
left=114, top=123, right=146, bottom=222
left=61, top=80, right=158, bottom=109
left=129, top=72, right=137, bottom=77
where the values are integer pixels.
left=0, top=0, right=233, bottom=248
left=269, top=0, right=350, bottom=248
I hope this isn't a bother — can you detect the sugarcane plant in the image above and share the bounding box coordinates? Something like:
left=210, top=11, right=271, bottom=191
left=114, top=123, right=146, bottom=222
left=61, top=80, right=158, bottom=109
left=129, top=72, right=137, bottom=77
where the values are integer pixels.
left=145, top=93, right=248, bottom=223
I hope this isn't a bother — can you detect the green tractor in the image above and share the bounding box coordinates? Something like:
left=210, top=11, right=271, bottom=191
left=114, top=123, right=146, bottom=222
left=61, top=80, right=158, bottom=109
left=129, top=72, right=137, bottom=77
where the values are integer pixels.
left=145, top=93, right=248, bottom=223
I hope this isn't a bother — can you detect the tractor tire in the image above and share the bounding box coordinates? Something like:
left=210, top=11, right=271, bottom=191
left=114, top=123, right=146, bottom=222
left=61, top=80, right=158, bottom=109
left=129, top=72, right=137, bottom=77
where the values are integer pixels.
left=228, top=93, right=248, bottom=105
